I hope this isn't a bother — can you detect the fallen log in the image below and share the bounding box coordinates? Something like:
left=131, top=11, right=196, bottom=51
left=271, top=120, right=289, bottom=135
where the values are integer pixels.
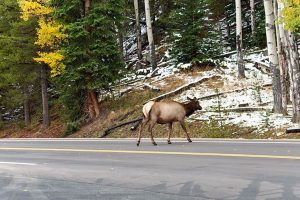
left=223, top=107, right=270, bottom=112
left=212, top=51, right=237, bottom=59
left=113, top=109, right=137, bottom=123
left=199, top=83, right=272, bottom=100
left=244, top=59, right=271, bottom=74
left=143, top=83, right=160, bottom=92
left=120, top=87, right=132, bottom=96
left=286, top=128, right=300, bottom=134
left=130, top=120, right=142, bottom=131
left=195, top=107, right=270, bottom=113
left=101, top=117, right=143, bottom=138
left=147, top=75, right=221, bottom=103
left=212, top=49, right=267, bottom=59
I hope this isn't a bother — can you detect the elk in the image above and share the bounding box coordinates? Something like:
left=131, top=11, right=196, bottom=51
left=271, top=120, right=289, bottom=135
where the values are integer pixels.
left=137, top=97, right=202, bottom=146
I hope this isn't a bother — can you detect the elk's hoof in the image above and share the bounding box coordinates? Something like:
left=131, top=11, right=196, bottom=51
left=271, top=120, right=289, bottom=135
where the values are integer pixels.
left=137, top=141, right=140, bottom=146
left=167, top=141, right=172, bottom=144
left=153, top=142, right=157, bottom=146
left=188, top=139, right=192, bottom=143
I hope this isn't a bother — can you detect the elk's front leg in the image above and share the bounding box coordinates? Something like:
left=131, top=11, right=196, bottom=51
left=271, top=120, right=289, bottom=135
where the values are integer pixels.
left=167, top=123, right=173, bottom=144
left=180, top=121, right=192, bottom=143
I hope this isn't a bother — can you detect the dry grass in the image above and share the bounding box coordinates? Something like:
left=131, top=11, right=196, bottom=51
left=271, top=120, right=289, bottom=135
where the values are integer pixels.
left=107, top=119, right=258, bottom=140
left=159, top=77, right=185, bottom=92
left=204, top=76, right=224, bottom=89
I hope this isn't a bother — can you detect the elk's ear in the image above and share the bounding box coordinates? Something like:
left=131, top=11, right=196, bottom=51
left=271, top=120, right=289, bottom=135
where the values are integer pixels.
left=187, top=96, right=193, bottom=101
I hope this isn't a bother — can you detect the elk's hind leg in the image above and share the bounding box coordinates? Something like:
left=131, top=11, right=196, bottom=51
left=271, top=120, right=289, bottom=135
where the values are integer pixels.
left=137, top=118, right=149, bottom=146
left=148, top=120, right=157, bottom=146
left=167, top=123, right=173, bottom=144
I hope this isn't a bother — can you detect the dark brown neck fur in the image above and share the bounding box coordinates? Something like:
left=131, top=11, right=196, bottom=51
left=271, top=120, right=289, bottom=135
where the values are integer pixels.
left=182, top=102, right=197, bottom=117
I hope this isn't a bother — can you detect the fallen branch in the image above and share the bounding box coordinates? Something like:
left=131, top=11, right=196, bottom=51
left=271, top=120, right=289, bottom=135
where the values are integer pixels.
left=194, top=106, right=272, bottom=113
left=120, top=87, right=133, bottom=96
left=147, top=75, right=221, bottom=103
left=244, top=59, right=271, bottom=74
left=212, top=49, right=267, bottom=59
left=130, top=120, right=142, bottom=131
left=286, top=128, right=300, bottom=134
left=199, top=83, right=272, bottom=100
left=101, top=117, right=143, bottom=138
left=143, top=83, right=160, bottom=92
left=212, top=51, right=237, bottom=59
left=223, top=107, right=270, bottom=112
left=113, top=109, right=137, bottom=123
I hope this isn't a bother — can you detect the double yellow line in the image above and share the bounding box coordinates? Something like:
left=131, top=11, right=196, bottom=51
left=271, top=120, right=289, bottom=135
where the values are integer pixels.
left=0, top=147, right=300, bottom=160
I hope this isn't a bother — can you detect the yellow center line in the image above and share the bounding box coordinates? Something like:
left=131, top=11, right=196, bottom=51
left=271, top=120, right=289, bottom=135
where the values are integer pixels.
left=0, top=147, right=299, bottom=160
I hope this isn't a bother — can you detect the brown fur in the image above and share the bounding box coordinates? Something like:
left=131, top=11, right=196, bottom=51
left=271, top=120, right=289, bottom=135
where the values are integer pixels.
left=137, top=97, right=202, bottom=146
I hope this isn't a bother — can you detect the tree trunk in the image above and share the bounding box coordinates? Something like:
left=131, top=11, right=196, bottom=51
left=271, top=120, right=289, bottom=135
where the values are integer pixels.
left=134, top=0, right=143, bottom=61
left=23, top=89, right=31, bottom=126
left=264, top=0, right=283, bottom=113
left=41, top=64, right=50, bottom=128
left=144, top=0, right=157, bottom=70
left=84, top=0, right=90, bottom=16
left=277, top=1, right=288, bottom=115
left=250, top=0, right=256, bottom=36
left=235, top=0, right=245, bottom=78
left=83, top=0, right=100, bottom=119
left=285, top=30, right=300, bottom=122
left=90, top=90, right=100, bottom=117
left=118, top=28, right=125, bottom=63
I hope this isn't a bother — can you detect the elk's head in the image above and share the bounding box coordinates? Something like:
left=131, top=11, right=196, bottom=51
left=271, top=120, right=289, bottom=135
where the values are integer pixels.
left=187, top=96, right=202, bottom=111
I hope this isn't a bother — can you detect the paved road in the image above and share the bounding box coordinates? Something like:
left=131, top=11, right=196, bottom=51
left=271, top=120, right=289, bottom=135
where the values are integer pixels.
left=0, top=138, right=300, bottom=200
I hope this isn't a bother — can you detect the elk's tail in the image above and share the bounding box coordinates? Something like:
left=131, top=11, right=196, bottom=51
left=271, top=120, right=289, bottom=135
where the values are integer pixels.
left=142, top=101, right=155, bottom=119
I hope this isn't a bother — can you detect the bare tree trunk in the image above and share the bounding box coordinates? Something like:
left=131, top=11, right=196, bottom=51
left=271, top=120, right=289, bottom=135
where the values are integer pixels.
left=90, top=90, right=100, bottom=117
left=134, top=0, right=143, bottom=61
left=285, top=31, right=300, bottom=122
left=235, top=0, right=245, bottom=78
left=23, top=89, right=31, bottom=126
left=282, top=29, right=296, bottom=118
left=250, top=0, right=256, bottom=36
left=118, top=28, right=125, bottom=63
left=264, top=0, right=283, bottom=113
left=41, top=64, right=50, bottom=128
left=84, top=0, right=90, bottom=16
left=277, top=1, right=288, bottom=114
left=145, top=0, right=157, bottom=70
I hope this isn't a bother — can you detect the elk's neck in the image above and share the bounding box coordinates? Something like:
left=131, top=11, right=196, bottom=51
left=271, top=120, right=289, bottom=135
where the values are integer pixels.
left=183, top=103, right=196, bottom=117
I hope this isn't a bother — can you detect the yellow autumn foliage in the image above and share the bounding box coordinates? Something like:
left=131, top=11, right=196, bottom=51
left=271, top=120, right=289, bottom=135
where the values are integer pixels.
left=35, top=19, right=67, bottom=48
left=19, top=0, right=52, bottom=21
left=19, top=0, right=68, bottom=76
left=280, top=0, right=300, bottom=31
left=34, top=51, right=66, bottom=77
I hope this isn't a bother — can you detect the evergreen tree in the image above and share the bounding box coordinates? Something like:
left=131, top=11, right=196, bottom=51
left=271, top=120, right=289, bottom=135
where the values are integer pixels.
left=168, top=0, right=221, bottom=63
left=0, top=0, right=39, bottom=125
left=51, top=0, right=126, bottom=124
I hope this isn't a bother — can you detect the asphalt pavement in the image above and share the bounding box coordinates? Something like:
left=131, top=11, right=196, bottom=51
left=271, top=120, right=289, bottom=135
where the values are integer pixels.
left=0, top=138, right=300, bottom=200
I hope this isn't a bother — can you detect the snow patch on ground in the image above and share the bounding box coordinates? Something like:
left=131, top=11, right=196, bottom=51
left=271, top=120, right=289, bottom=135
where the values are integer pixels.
left=116, top=51, right=297, bottom=133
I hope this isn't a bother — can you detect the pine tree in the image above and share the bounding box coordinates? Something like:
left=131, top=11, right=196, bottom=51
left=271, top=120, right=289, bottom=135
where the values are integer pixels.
left=18, top=0, right=68, bottom=128
left=168, top=0, right=221, bottom=63
left=51, top=0, right=126, bottom=124
left=0, top=0, right=39, bottom=125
